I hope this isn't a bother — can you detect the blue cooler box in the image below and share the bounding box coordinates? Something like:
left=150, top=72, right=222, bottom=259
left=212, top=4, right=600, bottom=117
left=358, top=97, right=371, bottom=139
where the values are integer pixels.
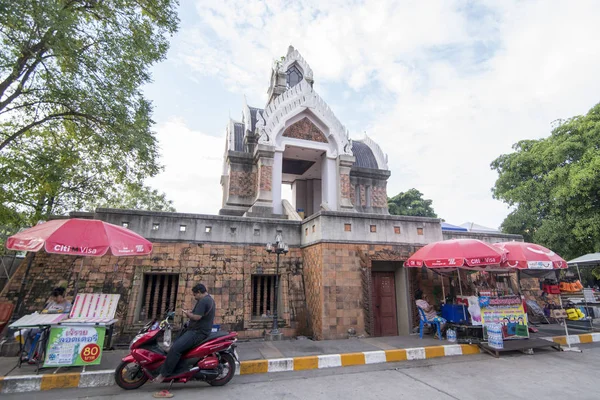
left=441, top=304, right=469, bottom=324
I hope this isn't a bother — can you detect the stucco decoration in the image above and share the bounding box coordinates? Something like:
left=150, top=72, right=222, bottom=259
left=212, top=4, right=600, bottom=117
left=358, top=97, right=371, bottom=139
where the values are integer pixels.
left=280, top=46, right=314, bottom=80
left=257, top=80, right=352, bottom=156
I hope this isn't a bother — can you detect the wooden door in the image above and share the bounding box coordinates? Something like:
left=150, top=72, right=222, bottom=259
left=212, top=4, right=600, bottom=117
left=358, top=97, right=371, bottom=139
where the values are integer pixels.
left=372, top=272, right=398, bottom=337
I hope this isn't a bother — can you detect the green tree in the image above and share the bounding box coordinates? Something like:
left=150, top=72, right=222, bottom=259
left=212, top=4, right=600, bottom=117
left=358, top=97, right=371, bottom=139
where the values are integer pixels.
left=388, top=189, right=438, bottom=218
left=491, top=102, right=600, bottom=262
left=0, top=1, right=179, bottom=252
left=0, top=0, right=179, bottom=152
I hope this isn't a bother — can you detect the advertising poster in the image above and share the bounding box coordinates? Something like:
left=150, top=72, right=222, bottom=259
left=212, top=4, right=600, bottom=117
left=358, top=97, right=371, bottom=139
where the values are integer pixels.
left=479, top=296, right=529, bottom=339
left=44, top=326, right=106, bottom=367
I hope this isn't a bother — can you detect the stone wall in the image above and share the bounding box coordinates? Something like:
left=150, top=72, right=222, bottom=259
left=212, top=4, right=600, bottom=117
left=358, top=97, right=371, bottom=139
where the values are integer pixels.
left=302, top=242, right=420, bottom=340
left=0, top=243, right=307, bottom=340
left=301, top=244, right=324, bottom=339
left=349, top=167, right=391, bottom=214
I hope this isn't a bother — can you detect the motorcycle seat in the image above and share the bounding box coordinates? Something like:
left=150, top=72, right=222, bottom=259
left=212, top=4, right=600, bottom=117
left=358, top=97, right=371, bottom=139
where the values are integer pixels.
left=199, top=330, right=230, bottom=344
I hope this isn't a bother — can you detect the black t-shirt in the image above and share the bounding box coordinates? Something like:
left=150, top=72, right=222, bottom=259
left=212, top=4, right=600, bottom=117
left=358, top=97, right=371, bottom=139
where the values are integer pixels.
left=187, top=295, right=215, bottom=334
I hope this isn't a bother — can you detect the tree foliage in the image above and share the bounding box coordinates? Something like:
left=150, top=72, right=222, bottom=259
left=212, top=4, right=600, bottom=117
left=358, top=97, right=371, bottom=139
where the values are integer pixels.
left=0, top=0, right=179, bottom=152
left=388, top=188, right=438, bottom=218
left=491, top=103, right=600, bottom=261
left=0, top=0, right=180, bottom=253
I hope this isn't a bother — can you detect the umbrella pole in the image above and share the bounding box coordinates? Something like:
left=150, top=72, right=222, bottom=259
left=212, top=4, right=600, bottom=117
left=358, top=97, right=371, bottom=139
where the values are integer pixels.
left=457, top=269, right=467, bottom=321
left=73, top=258, right=84, bottom=299
left=7, top=252, right=35, bottom=329
left=576, top=265, right=593, bottom=330
left=441, top=275, right=446, bottom=303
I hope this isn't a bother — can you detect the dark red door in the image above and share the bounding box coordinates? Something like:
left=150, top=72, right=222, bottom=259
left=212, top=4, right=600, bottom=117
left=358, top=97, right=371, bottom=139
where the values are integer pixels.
left=371, top=272, right=398, bottom=337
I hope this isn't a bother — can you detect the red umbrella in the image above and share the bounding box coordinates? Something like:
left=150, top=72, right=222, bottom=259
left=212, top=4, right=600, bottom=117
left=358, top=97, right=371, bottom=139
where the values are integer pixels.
left=6, top=218, right=152, bottom=256
left=6, top=218, right=152, bottom=318
left=405, top=239, right=507, bottom=269
left=492, top=242, right=567, bottom=269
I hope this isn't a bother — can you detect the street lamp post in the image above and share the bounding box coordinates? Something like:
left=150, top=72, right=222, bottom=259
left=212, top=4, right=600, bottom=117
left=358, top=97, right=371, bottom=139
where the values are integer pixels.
left=266, top=233, right=288, bottom=336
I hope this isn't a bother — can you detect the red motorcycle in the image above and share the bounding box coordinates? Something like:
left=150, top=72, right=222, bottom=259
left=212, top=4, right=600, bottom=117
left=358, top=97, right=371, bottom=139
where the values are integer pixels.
left=115, top=312, right=238, bottom=390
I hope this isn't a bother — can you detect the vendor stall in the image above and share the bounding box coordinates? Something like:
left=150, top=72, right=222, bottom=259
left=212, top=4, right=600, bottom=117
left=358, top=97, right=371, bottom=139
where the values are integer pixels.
left=406, top=239, right=565, bottom=356
left=5, top=218, right=152, bottom=372
left=43, top=293, right=120, bottom=368
left=8, top=313, right=69, bottom=372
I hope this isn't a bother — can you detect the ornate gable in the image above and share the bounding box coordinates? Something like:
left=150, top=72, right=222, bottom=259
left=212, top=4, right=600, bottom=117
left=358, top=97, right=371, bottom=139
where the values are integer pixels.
left=282, top=117, right=328, bottom=143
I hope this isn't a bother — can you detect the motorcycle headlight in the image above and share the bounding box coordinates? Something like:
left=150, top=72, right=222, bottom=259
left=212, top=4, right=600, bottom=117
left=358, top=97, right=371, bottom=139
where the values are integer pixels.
left=130, top=333, right=145, bottom=349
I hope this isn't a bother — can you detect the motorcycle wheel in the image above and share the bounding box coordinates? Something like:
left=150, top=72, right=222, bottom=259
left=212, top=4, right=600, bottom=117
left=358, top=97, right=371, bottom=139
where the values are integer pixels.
left=115, top=360, right=148, bottom=390
left=208, top=353, right=236, bottom=386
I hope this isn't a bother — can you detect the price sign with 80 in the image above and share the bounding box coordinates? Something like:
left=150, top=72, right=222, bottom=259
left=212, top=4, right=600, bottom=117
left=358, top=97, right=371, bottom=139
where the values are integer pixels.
left=81, top=344, right=101, bottom=363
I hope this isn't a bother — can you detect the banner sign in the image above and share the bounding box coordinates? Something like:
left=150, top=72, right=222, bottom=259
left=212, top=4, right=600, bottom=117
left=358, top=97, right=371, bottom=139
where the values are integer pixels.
left=479, top=296, right=529, bottom=339
left=44, top=326, right=106, bottom=367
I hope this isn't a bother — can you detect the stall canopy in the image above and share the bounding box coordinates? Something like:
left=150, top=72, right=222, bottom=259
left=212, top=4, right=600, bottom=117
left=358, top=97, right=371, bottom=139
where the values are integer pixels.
left=493, top=242, right=568, bottom=270
left=405, top=239, right=507, bottom=269
left=567, top=253, right=600, bottom=268
left=5, top=218, right=153, bottom=318
left=7, top=218, right=153, bottom=256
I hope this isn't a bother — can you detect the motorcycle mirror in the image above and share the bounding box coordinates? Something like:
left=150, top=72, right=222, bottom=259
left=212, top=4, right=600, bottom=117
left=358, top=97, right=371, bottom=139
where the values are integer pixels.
left=167, top=311, right=175, bottom=319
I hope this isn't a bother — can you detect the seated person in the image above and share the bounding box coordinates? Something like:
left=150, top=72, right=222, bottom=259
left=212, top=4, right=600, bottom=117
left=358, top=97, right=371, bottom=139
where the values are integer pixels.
left=415, top=289, right=446, bottom=338
left=42, top=287, right=72, bottom=314
left=18, top=287, right=71, bottom=363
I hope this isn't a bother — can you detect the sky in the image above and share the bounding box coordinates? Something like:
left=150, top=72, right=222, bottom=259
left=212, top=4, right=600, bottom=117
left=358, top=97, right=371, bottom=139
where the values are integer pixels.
left=144, top=0, right=600, bottom=229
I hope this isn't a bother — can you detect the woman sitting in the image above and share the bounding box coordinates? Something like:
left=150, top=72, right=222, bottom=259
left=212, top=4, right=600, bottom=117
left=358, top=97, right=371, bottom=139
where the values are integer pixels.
left=18, top=287, right=72, bottom=363
left=415, top=289, right=447, bottom=339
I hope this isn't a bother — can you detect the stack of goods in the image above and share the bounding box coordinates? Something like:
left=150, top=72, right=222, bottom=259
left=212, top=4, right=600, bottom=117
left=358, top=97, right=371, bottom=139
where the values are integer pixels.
left=544, top=303, right=567, bottom=319
left=559, top=279, right=584, bottom=292
left=541, top=279, right=560, bottom=294
left=486, top=323, right=504, bottom=349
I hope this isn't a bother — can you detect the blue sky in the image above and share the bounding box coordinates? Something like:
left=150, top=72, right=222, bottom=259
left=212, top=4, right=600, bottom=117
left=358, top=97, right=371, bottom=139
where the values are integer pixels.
left=144, top=0, right=600, bottom=229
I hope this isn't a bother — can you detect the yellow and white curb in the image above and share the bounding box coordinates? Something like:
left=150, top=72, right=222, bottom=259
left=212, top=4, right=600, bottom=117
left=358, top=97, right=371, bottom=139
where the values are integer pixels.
left=547, top=332, right=600, bottom=346
left=1, top=333, right=598, bottom=394
left=235, top=344, right=480, bottom=376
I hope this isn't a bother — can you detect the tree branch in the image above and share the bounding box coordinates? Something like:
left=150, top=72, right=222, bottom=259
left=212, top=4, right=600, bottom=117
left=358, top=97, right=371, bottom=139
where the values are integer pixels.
left=0, top=56, right=44, bottom=112
left=0, top=111, right=101, bottom=152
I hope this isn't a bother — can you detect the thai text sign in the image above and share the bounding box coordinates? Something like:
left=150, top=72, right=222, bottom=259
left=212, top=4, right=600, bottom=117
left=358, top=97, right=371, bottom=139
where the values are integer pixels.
left=479, top=296, right=529, bottom=339
left=44, top=326, right=105, bottom=367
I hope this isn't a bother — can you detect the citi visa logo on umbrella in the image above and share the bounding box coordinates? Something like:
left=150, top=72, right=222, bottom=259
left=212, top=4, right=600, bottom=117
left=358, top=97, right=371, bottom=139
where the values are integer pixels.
left=53, top=244, right=98, bottom=254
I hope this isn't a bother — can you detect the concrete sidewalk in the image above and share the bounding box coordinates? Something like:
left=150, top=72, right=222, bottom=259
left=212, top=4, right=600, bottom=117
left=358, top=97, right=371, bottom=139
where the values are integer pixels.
left=1, top=328, right=599, bottom=394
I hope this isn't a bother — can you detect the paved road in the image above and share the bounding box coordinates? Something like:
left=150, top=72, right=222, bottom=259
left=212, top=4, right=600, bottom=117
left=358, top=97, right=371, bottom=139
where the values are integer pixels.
left=6, top=343, right=599, bottom=400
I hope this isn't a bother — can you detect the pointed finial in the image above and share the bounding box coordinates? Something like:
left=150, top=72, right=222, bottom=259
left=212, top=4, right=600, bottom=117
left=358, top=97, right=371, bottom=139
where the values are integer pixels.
left=287, top=45, right=295, bottom=55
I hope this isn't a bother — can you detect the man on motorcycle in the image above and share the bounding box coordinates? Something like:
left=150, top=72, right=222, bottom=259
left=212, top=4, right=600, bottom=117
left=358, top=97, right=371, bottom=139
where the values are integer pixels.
left=154, top=283, right=215, bottom=383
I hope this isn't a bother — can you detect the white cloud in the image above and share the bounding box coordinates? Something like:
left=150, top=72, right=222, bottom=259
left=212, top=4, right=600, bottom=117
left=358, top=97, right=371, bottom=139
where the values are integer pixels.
left=158, top=0, right=600, bottom=228
left=147, top=118, right=224, bottom=215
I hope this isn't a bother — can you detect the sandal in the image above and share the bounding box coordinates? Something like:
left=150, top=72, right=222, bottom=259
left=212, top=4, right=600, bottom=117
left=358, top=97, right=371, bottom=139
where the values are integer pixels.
left=153, top=390, right=174, bottom=398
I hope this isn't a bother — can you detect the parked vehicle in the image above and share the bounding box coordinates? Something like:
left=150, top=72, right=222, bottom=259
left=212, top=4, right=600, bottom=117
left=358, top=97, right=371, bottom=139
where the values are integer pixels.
left=115, top=312, right=238, bottom=390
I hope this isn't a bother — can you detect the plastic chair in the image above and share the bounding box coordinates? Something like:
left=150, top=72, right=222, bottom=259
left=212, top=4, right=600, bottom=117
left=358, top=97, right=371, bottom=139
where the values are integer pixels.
left=418, top=307, right=442, bottom=340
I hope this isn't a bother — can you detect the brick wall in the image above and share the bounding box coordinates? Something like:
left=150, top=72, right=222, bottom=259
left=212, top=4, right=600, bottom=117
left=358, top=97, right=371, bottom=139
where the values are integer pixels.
left=371, top=184, right=388, bottom=208
left=229, top=170, right=257, bottom=197
left=301, top=244, right=323, bottom=339
left=303, top=242, right=419, bottom=340
left=0, top=243, right=305, bottom=339
left=283, top=117, right=328, bottom=143
left=258, top=164, right=273, bottom=192
left=2, top=240, right=440, bottom=341
left=340, top=173, right=351, bottom=201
